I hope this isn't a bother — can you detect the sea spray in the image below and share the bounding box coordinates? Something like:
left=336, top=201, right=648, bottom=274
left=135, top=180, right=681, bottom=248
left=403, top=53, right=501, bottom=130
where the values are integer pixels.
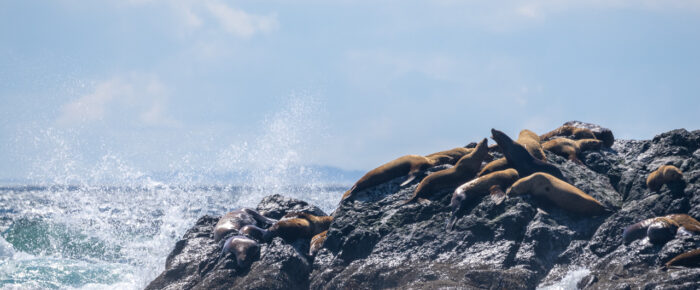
left=0, top=95, right=345, bottom=289
left=537, top=267, right=591, bottom=290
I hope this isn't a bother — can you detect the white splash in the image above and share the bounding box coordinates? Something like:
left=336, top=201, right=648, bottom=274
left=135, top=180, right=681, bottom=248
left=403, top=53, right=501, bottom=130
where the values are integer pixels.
left=537, top=267, right=591, bottom=290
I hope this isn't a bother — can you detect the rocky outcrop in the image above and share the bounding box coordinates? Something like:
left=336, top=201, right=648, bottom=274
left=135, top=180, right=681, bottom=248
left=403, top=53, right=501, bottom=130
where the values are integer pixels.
left=148, top=128, right=700, bottom=289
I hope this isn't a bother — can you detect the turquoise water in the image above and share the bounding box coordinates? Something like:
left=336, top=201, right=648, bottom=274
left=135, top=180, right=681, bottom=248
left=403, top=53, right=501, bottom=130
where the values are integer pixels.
left=0, top=185, right=343, bottom=289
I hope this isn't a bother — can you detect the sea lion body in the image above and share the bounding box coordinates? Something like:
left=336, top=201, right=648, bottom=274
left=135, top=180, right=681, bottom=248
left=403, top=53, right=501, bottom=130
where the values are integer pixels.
left=425, top=147, right=474, bottom=163
left=540, top=125, right=596, bottom=142
left=309, top=230, right=328, bottom=256
left=646, top=165, right=684, bottom=192
left=404, top=138, right=489, bottom=204
left=646, top=217, right=679, bottom=244
left=666, top=248, right=700, bottom=268
left=266, top=213, right=333, bottom=242
left=491, top=129, right=567, bottom=181
left=342, top=153, right=456, bottom=201
left=214, top=208, right=277, bottom=241
left=563, top=121, right=615, bottom=147
left=478, top=158, right=510, bottom=177
left=506, top=172, right=607, bottom=216
left=448, top=169, right=519, bottom=229
left=239, top=224, right=269, bottom=242
left=221, top=235, right=261, bottom=268
left=667, top=214, right=700, bottom=233
left=517, top=129, right=546, bottom=161
left=542, top=138, right=603, bottom=164
left=623, top=214, right=700, bottom=244
left=479, top=130, right=546, bottom=176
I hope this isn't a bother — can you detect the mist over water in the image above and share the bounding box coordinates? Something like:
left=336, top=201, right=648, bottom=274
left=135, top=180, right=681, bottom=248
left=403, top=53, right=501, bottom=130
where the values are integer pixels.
left=0, top=96, right=348, bottom=289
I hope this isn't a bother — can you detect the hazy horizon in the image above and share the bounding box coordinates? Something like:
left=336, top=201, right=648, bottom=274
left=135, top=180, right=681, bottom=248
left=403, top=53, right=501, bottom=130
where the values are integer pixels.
left=2, top=1, right=699, bottom=181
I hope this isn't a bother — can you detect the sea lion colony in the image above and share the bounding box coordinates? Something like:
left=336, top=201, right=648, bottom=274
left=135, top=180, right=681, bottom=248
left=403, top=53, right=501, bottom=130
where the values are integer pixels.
left=213, top=121, right=698, bottom=270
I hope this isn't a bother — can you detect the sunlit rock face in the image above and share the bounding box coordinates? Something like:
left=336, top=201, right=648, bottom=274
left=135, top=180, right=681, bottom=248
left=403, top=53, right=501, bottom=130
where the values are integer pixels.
left=148, top=127, right=700, bottom=289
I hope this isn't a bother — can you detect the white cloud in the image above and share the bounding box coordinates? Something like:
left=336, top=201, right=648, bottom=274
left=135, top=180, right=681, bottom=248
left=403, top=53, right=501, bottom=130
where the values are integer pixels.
left=121, top=0, right=277, bottom=38
left=204, top=0, right=278, bottom=38
left=57, top=73, right=179, bottom=127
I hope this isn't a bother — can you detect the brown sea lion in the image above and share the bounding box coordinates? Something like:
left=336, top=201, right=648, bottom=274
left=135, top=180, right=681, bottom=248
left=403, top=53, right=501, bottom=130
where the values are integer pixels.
left=478, top=129, right=546, bottom=177
left=478, top=158, right=510, bottom=177
left=665, top=248, right=700, bottom=268
left=646, top=165, right=684, bottom=192
left=491, top=129, right=567, bottom=181
left=667, top=214, right=700, bottom=234
left=517, top=129, right=546, bottom=161
left=540, top=125, right=596, bottom=142
left=542, top=138, right=603, bottom=164
left=563, top=121, right=615, bottom=147
left=221, top=235, right=261, bottom=268
left=425, top=147, right=474, bottom=163
left=448, top=168, right=519, bottom=229
left=309, top=230, right=328, bottom=256
left=623, top=214, right=700, bottom=245
left=213, top=208, right=277, bottom=241
left=506, top=172, right=607, bottom=216
left=403, top=138, right=489, bottom=205
left=342, top=153, right=457, bottom=201
left=265, top=213, right=333, bottom=242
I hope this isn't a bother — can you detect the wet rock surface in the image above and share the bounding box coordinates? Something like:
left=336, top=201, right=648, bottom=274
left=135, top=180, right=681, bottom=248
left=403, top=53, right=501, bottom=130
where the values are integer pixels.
left=148, top=128, right=700, bottom=289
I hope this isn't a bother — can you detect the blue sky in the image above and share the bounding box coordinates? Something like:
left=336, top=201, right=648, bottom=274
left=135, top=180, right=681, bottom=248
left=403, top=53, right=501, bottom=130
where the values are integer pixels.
left=1, top=1, right=699, bottom=181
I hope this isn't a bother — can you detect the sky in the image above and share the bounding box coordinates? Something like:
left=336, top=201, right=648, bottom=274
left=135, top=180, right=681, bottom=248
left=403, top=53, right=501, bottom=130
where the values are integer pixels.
left=1, top=1, right=699, bottom=182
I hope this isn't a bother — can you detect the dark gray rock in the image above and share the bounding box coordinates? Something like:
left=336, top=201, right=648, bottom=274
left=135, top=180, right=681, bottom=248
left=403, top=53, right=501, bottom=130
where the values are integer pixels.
left=256, top=194, right=327, bottom=219
left=146, top=196, right=317, bottom=290
left=149, top=127, right=700, bottom=290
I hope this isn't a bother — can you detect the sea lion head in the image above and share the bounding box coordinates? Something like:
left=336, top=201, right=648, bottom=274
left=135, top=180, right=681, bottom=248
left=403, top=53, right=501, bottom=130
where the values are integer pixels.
left=594, top=129, right=615, bottom=147
left=622, top=220, right=650, bottom=245
left=222, top=236, right=261, bottom=268
left=664, top=166, right=683, bottom=181
left=491, top=129, right=532, bottom=162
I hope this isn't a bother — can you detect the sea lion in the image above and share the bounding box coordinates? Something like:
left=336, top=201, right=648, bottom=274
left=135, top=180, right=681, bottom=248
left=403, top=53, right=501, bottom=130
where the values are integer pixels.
left=403, top=138, right=489, bottom=205
left=540, top=125, right=596, bottom=142
left=646, top=165, right=684, bottom=192
left=517, top=129, right=546, bottom=161
left=265, top=213, right=333, bottom=242
left=666, top=214, right=700, bottom=234
left=623, top=214, right=700, bottom=244
left=239, top=224, right=269, bottom=242
left=542, top=138, right=603, bottom=164
left=342, top=153, right=457, bottom=201
left=214, top=208, right=277, bottom=241
left=478, top=130, right=546, bottom=177
left=646, top=217, right=680, bottom=244
left=448, top=168, right=519, bottom=229
left=563, top=121, right=615, bottom=147
left=309, top=230, right=328, bottom=256
left=506, top=172, right=608, bottom=216
left=665, top=248, right=700, bottom=268
left=221, top=235, right=261, bottom=268
left=425, top=147, right=474, bottom=163
left=478, top=158, right=510, bottom=177
left=490, top=129, right=567, bottom=181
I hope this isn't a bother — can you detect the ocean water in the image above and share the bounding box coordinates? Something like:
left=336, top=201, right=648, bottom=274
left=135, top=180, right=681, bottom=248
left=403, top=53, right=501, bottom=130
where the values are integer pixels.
left=0, top=184, right=344, bottom=289
left=0, top=96, right=352, bottom=289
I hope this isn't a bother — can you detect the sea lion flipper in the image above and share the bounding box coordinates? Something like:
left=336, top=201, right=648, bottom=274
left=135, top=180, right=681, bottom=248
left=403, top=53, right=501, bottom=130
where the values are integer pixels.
left=489, top=185, right=507, bottom=205
left=400, top=173, right=418, bottom=187
left=447, top=216, right=458, bottom=231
